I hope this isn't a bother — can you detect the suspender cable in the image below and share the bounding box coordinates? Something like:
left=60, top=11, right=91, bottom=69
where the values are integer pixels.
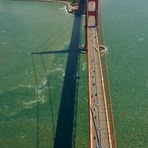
left=99, top=0, right=117, bottom=147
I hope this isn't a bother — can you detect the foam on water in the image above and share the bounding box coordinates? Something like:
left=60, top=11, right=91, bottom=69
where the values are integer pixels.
left=82, top=63, right=87, bottom=71
left=138, top=37, right=144, bottom=41
left=64, top=6, right=69, bottom=15
left=0, top=76, right=50, bottom=117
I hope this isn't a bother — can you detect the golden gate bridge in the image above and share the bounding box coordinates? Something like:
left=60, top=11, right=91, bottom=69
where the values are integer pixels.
left=85, top=0, right=117, bottom=147
left=31, top=0, right=117, bottom=147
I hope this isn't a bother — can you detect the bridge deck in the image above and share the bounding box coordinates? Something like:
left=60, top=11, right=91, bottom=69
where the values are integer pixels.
left=87, top=16, right=111, bottom=148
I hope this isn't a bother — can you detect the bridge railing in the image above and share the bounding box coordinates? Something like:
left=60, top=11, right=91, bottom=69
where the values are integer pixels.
left=98, top=0, right=117, bottom=147
left=101, top=54, right=117, bottom=148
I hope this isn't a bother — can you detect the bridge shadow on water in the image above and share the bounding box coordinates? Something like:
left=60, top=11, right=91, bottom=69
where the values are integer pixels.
left=53, top=1, right=85, bottom=148
left=31, top=0, right=85, bottom=147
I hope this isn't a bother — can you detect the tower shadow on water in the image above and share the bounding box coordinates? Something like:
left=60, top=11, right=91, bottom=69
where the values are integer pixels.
left=53, top=0, right=85, bottom=148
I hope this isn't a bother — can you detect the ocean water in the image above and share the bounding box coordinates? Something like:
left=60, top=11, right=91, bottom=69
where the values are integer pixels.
left=0, top=1, right=88, bottom=147
left=0, top=0, right=148, bottom=148
left=102, top=0, right=148, bottom=147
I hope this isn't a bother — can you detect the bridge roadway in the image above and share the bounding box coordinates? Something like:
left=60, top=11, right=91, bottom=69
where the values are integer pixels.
left=87, top=16, right=111, bottom=148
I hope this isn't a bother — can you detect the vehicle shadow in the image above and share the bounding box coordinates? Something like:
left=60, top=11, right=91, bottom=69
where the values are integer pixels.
left=53, top=0, right=84, bottom=148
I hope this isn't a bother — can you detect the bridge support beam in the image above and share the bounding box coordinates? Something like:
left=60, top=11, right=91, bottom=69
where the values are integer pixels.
left=85, top=0, right=98, bottom=49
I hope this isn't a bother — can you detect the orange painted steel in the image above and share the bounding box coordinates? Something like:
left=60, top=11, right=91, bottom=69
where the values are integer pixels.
left=98, top=0, right=117, bottom=147
left=86, top=0, right=117, bottom=147
left=87, top=37, right=93, bottom=148
left=85, top=0, right=92, bottom=148
left=95, top=29, right=112, bottom=148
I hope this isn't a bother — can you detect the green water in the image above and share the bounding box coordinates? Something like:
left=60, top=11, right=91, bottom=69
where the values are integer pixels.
left=0, top=1, right=88, bottom=147
left=103, top=0, right=148, bottom=147
left=0, top=0, right=148, bottom=148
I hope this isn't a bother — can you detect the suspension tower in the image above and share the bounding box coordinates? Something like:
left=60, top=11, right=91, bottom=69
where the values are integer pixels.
left=85, top=0, right=98, bottom=49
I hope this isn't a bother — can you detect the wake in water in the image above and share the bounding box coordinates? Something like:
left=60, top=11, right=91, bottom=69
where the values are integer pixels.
left=100, top=46, right=109, bottom=56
